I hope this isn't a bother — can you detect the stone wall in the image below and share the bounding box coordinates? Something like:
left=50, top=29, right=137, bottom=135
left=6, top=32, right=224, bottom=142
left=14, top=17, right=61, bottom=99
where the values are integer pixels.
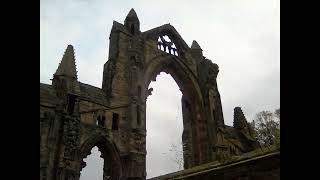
left=149, top=146, right=280, bottom=180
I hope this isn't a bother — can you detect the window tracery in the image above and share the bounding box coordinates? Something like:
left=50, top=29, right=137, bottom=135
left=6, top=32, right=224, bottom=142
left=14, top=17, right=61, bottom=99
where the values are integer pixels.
left=157, top=35, right=178, bottom=56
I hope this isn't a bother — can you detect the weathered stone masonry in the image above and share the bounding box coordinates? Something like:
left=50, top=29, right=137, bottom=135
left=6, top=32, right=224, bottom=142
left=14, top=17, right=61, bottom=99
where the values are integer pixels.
left=40, top=9, right=259, bottom=180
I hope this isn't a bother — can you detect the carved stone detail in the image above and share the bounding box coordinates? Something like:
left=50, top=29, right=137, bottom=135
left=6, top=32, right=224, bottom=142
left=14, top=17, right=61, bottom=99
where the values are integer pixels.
left=63, top=116, right=80, bottom=159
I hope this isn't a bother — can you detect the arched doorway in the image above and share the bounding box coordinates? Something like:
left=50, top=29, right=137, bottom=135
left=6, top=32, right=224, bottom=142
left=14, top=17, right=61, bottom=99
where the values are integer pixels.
left=79, top=133, right=123, bottom=180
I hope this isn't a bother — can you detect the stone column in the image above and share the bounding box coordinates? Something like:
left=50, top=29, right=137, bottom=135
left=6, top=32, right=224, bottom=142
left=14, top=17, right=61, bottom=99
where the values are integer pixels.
left=181, top=95, right=195, bottom=168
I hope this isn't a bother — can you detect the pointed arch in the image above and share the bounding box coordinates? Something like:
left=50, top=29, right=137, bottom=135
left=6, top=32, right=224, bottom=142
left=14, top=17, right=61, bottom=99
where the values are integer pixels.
left=144, top=54, right=201, bottom=99
left=79, top=132, right=123, bottom=179
left=143, top=54, right=211, bottom=168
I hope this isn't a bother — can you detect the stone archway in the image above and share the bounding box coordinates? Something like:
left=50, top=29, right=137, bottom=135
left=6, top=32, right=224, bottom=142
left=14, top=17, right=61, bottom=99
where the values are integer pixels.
left=100, top=14, right=223, bottom=177
left=143, top=54, right=210, bottom=169
left=79, top=133, right=123, bottom=180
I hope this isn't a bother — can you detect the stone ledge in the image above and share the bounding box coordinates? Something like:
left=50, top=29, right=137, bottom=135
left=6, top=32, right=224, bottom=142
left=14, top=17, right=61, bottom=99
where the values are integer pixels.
left=149, top=145, right=280, bottom=180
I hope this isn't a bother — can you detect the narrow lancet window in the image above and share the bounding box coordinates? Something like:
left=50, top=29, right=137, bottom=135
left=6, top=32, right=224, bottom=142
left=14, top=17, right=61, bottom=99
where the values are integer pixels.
left=131, top=24, right=135, bottom=34
left=137, top=105, right=141, bottom=126
left=112, top=113, right=119, bottom=130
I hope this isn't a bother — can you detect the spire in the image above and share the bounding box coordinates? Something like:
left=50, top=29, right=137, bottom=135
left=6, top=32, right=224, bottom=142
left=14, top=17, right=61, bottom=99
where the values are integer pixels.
left=126, top=8, right=138, bottom=19
left=55, top=45, right=78, bottom=80
left=124, top=8, right=140, bottom=35
left=191, top=40, right=202, bottom=50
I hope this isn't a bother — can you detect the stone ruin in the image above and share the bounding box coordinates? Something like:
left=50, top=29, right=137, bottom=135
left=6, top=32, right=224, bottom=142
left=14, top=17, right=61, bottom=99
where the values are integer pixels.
left=40, top=9, right=268, bottom=180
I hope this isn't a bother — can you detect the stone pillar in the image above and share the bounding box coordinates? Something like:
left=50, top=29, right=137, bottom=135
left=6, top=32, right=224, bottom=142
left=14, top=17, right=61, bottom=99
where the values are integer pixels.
left=127, top=129, right=146, bottom=179
left=181, top=95, right=195, bottom=168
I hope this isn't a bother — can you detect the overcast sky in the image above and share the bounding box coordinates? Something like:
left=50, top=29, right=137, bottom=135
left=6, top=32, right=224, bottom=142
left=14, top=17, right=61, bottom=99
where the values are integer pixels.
left=40, top=0, right=280, bottom=179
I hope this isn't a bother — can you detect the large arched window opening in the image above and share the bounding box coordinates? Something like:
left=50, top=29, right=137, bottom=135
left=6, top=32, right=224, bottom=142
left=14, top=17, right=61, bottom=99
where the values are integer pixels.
left=80, top=146, right=104, bottom=180
left=146, top=72, right=184, bottom=178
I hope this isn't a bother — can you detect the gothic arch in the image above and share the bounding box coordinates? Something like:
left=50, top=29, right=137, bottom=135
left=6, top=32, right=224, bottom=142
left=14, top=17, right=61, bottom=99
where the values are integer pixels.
left=143, top=54, right=210, bottom=168
left=144, top=54, right=202, bottom=101
left=79, top=132, right=123, bottom=180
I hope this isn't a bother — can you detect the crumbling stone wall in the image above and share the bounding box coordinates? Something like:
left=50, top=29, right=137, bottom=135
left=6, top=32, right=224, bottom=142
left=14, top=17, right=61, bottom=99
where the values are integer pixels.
left=148, top=146, right=280, bottom=180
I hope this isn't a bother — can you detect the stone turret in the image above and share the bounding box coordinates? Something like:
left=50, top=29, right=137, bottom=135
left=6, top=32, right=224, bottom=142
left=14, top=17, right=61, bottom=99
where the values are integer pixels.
left=52, top=45, right=81, bottom=109
left=124, top=8, right=140, bottom=35
left=233, top=107, right=257, bottom=144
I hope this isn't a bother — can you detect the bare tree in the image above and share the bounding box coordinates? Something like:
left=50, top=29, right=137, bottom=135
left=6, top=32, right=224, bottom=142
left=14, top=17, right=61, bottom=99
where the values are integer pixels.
left=162, top=107, right=184, bottom=171
left=162, top=141, right=184, bottom=171
left=168, top=143, right=184, bottom=170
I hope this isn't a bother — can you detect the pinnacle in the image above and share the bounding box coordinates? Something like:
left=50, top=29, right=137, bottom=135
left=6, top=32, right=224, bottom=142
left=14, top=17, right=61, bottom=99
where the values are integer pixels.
left=191, top=40, right=202, bottom=50
left=234, top=107, right=244, bottom=117
left=233, top=107, right=247, bottom=128
left=54, top=44, right=78, bottom=79
left=127, top=8, right=138, bottom=18
left=125, top=8, right=139, bottom=23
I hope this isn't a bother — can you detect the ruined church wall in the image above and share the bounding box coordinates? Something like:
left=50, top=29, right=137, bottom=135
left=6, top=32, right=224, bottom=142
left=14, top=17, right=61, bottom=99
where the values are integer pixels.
left=78, top=99, right=131, bottom=154
left=109, top=31, right=132, bottom=107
